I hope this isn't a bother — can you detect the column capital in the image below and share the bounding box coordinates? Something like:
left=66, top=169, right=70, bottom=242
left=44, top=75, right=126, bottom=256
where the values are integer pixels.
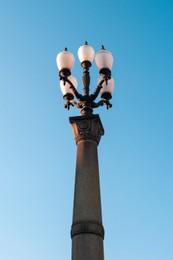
left=69, top=114, right=104, bottom=145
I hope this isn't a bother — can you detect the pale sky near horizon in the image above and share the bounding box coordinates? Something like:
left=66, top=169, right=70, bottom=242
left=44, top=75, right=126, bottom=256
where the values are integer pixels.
left=0, top=0, right=173, bottom=259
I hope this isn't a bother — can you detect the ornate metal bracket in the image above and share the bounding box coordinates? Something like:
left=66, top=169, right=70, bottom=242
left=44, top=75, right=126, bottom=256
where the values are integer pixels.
left=59, top=64, right=112, bottom=115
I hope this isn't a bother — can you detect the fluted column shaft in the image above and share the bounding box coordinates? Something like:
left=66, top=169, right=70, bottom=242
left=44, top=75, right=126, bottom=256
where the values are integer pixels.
left=69, top=114, right=104, bottom=260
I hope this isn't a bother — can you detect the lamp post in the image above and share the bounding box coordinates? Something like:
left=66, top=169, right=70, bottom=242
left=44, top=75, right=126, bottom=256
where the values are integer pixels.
left=56, top=42, right=114, bottom=260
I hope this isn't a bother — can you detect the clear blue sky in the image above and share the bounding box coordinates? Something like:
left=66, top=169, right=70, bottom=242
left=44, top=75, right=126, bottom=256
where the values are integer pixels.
left=0, top=0, right=173, bottom=259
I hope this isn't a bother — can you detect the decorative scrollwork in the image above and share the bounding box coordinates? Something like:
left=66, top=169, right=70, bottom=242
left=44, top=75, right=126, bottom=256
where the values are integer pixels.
left=69, top=115, right=104, bottom=145
left=59, top=65, right=112, bottom=115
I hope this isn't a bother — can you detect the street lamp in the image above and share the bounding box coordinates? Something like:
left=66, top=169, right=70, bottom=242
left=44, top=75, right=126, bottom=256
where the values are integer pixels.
left=56, top=42, right=114, bottom=260
left=56, top=42, right=114, bottom=114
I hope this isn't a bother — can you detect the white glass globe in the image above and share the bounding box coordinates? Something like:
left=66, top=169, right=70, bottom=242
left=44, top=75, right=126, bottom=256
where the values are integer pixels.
left=78, top=44, right=95, bottom=63
left=60, top=75, right=78, bottom=96
left=95, top=49, right=113, bottom=71
left=98, top=77, right=114, bottom=94
left=56, top=50, right=75, bottom=71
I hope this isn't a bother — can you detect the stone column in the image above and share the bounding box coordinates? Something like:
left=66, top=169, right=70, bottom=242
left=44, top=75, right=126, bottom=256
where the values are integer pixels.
left=69, top=114, right=105, bottom=260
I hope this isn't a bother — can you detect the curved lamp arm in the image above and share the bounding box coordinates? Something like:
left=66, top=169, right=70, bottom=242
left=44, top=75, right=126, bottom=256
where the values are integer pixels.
left=64, top=100, right=81, bottom=110
left=69, top=100, right=82, bottom=108
left=102, top=99, right=112, bottom=109
left=90, top=78, right=104, bottom=101
left=60, top=75, right=83, bottom=100
left=92, top=100, right=104, bottom=108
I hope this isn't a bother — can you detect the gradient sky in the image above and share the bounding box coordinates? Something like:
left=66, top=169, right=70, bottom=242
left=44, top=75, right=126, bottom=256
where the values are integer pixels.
left=0, top=0, right=173, bottom=259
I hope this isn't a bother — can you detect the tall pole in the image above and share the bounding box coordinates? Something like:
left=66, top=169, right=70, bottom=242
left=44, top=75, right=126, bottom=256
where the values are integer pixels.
left=70, top=114, right=104, bottom=260
left=56, top=42, right=114, bottom=259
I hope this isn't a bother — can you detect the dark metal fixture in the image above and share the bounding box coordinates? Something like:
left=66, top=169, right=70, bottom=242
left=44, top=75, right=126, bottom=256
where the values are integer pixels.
left=56, top=42, right=114, bottom=115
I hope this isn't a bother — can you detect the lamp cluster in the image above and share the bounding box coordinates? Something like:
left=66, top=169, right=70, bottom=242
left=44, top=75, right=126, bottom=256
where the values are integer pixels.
left=56, top=42, right=114, bottom=115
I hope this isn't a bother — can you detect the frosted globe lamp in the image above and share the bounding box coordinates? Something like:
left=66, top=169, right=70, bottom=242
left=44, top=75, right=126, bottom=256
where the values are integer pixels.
left=78, top=42, right=95, bottom=64
left=60, top=75, right=78, bottom=100
left=56, top=48, right=75, bottom=71
left=95, top=47, right=113, bottom=71
left=98, top=77, right=114, bottom=100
